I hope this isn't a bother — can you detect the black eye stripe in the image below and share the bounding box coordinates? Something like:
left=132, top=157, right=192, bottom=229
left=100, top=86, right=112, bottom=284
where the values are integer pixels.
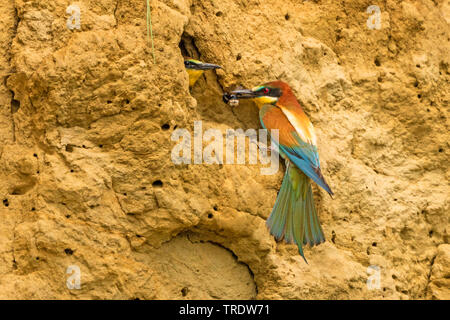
left=257, top=87, right=281, bottom=97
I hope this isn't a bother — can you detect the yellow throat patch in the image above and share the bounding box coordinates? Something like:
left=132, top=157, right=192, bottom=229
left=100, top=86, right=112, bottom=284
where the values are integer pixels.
left=252, top=96, right=278, bottom=109
left=187, top=69, right=205, bottom=87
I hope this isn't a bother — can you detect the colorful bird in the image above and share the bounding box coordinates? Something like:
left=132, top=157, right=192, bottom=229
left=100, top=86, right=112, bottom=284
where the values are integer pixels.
left=223, top=81, right=333, bottom=262
left=184, top=58, right=221, bottom=88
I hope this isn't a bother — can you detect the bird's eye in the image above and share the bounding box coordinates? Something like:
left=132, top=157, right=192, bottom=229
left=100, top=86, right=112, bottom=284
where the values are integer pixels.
left=263, top=88, right=270, bottom=94
left=184, top=61, right=190, bottom=66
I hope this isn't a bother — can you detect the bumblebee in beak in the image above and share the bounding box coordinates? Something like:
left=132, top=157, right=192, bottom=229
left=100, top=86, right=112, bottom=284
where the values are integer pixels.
left=223, top=86, right=282, bottom=108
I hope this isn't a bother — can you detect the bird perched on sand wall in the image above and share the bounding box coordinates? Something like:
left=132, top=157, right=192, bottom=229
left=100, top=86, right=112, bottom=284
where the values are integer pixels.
left=184, top=58, right=221, bottom=88
left=223, top=81, right=333, bottom=262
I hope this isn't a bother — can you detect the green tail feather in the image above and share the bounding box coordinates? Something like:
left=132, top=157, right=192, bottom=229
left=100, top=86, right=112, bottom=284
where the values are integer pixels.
left=266, top=162, right=325, bottom=263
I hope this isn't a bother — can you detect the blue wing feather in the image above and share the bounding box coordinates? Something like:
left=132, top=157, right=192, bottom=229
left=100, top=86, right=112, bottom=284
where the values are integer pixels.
left=259, top=106, right=333, bottom=196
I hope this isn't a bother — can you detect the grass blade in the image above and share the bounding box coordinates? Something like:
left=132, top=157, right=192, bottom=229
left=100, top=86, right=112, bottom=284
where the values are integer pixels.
left=146, top=0, right=156, bottom=64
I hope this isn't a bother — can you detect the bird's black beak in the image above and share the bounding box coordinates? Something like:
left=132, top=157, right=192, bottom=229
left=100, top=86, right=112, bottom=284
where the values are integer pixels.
left=195, top=62, right=222, bottom=70
left=223, top=88, right=257, bottom=104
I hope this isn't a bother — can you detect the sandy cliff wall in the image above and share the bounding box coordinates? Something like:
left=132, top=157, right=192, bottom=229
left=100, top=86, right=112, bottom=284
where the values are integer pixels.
left=0, top=0, right=448, bottom=299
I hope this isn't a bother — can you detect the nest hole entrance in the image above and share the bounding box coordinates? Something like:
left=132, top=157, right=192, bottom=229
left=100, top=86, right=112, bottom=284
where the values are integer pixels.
left=152, top=180, right=163, bottom=188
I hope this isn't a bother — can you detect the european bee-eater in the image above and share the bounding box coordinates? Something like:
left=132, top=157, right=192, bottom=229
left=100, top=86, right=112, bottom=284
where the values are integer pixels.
left=184, top=58, right=221, bottom=88
left=223, top=81, right=333, bottom=262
